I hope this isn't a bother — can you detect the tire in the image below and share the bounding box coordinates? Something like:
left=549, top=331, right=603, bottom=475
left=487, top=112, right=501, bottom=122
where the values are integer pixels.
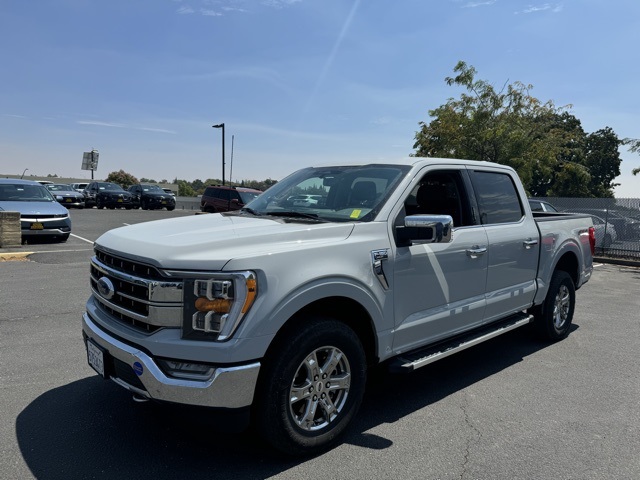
left=532, top=270, right=575, bottom=341
left=255, top=319, right=367, bottom=455
left=57, top=233, right=70, bottom=242
left=96, top=200, right=104, bottom=209
left=141, top=199, right=148, bottom=210
left=166, top=206, right=175, bottom=211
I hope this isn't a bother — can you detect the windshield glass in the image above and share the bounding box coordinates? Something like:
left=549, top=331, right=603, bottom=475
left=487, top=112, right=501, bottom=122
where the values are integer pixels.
left=241, top=164, right=410, bottom=222
left=0, top=183, right=56, bottom=202
left=47, top=184, right=74, bottom=192
left=141, top=185, right=163, bottom=192
left=238, top=191, right=260, bottom=203
left=99, top=183, right=125, bottom=192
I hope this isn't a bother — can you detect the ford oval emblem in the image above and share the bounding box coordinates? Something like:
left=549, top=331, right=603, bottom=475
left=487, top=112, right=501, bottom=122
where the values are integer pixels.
left=97, top=277, right=115, bottom=300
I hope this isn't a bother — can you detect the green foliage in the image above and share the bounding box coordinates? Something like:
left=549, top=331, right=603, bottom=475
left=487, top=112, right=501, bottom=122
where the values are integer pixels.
left=139, top=177, right=157, bottom=183
left=177, top=180, right=195, bottom=197
left=623, top=138, right=640, bottom=175
left=106, top=169, right=139, bottom=189
left=413, top=61, right=623, bottom=197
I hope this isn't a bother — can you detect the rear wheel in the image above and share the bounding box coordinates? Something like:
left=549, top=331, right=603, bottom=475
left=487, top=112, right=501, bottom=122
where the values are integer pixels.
left=532, top=270, right=575, bottom=341
left=255, top=318, right=366, bottom=455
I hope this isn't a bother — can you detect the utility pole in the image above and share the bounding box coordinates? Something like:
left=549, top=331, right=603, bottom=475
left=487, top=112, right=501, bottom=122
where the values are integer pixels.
left=212, top=123, right=225, bottom=185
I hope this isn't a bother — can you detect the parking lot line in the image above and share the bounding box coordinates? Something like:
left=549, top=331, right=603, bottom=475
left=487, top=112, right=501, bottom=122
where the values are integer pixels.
left=70, top=233, right=95, bottom=244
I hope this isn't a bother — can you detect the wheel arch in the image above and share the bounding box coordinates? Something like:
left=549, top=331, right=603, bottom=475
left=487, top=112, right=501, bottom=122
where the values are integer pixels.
left=553, top=251, right=580, bottom=287
left=261, top=296, right=379, bottom=371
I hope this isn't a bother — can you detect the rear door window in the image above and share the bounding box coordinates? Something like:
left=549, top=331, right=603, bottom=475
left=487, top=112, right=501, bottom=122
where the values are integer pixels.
left=469, top=171, right=523, bottom=224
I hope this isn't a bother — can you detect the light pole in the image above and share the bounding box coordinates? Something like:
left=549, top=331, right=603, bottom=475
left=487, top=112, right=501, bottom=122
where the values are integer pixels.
left=212, top=123, right=225, bottom=185
left=20, top=168, right=28, bottom=179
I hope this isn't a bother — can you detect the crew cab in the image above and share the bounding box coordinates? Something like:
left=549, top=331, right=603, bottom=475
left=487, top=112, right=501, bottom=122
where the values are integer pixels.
left=82, top=158, right=595, bottom=455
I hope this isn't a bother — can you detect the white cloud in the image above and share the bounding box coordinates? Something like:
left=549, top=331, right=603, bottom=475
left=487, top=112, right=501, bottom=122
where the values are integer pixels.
left=77, top=120, right=176, bottom=134
left=462, top=1, right=497, bottom=8
left=200, top=9, right=222, bottom=16
left=516, top=3, right=563, bottom=14
left=177, top=5, right=195, bottom=14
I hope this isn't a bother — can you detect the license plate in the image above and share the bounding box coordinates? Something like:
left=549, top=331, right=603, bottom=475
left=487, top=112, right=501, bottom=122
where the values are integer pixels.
left=161, top=201, right=167, bottom=204
left=87, top=340, right=106, bottom=378
left=30, top=222, right=44, bottom=230
left=117, top=198, right=123, bottom=203
left=65, top=198, right=72, bottom=202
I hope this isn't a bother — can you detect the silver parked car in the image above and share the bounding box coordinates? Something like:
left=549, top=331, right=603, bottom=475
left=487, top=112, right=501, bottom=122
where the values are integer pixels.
left=45, top=183, right=85, bottom=209
left=0, top=179, right=72, bottom=242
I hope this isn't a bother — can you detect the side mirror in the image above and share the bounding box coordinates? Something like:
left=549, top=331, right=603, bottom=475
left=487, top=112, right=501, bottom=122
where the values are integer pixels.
left=395, top=214, right=453, bottom=246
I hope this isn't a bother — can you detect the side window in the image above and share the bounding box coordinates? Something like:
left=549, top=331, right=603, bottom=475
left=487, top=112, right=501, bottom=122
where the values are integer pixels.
left=469, top=171, right=523, bottom=225
left=230, top=191, right=241, bottom=202
left=403, top=170, right=473, bottom=227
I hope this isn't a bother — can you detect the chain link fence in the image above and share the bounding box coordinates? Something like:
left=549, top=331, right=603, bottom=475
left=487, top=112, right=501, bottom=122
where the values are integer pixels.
left=534, top=197, right=640, bottom=260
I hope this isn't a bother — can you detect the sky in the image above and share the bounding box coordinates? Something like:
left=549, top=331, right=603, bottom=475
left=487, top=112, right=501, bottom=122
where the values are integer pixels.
left=1, top=0, right=639, bottom=197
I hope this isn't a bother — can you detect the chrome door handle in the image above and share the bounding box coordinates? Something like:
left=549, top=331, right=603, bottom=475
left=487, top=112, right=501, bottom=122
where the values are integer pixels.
left=523, top=239, right=539, bottom=249
left=466, top=246, right=487, bottom=258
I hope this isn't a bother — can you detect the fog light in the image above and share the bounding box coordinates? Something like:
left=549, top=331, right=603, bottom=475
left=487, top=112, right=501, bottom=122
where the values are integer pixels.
left=157, top=359, right=215, bottom=380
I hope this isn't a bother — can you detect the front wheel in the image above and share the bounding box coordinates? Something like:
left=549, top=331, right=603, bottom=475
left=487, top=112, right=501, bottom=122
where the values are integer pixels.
left=532, top=270, right=575, bottom=341
left=255, top=319, right=367, bottom=455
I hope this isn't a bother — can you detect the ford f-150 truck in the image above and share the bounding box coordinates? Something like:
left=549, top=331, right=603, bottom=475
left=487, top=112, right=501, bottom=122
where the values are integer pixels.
left=82, top=158, right=595, bottom=454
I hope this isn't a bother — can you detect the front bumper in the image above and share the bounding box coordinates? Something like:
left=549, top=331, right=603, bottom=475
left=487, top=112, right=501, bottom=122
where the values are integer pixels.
left=82, top=313, right=261, bottom=409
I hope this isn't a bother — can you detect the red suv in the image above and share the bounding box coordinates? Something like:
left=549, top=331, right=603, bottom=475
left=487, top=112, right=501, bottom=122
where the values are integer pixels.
left=200, top=185, right=262, bottom=213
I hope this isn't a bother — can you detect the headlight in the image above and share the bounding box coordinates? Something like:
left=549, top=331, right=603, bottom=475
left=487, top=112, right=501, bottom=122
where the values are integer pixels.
left=182, top=271, right=257, bottom=341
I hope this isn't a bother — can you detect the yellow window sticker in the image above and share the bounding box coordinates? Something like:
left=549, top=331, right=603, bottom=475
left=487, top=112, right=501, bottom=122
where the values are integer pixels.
left=350, top=209, right=362, bottom=219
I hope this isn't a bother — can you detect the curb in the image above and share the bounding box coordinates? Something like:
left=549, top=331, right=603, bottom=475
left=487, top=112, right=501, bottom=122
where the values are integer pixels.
left=0, top=251, right=33, bottom=262
left=594, top=256, right=640, bottom=268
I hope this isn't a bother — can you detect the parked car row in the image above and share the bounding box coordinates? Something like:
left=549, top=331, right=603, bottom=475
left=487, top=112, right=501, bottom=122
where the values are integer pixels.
left=81, top=182, right=176, bottom=210
left=528, top=198, right=640, bottom=248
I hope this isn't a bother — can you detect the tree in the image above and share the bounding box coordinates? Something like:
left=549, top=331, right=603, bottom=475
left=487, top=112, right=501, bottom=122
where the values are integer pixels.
left=413, top=61, right=622, bottom=197
left=623, top=138, right=640, bottom=175
left=177, top=180, right=195, bottom=197
left=106, top=170, right=139, bottom=189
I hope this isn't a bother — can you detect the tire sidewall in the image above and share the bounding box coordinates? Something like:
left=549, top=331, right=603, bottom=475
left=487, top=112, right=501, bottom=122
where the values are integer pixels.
left=256, top=319, right=367, bottom=455
left=540, top=270, right=575, bottom=341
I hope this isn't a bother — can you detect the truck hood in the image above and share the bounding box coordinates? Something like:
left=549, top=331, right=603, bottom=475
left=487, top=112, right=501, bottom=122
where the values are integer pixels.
left=95, top=213, right=355, bottom=271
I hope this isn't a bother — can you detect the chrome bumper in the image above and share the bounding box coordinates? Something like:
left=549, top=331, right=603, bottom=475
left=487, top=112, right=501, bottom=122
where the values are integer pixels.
left=82, top=313, right=260, bottom=409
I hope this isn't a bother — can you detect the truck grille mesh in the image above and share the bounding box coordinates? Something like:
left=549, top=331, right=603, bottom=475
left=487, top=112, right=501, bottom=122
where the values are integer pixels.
left=91, top=249, right=183, bottom=334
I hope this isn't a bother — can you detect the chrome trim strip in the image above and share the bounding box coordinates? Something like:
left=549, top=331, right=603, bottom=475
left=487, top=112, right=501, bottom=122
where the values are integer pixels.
left=90, top=287, right=182, bottom=327
left=83, top=313, right=260, bottom=409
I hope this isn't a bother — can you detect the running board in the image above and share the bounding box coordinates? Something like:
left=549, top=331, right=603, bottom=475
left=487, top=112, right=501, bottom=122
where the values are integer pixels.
left=388, top=312, right=533, bottom=373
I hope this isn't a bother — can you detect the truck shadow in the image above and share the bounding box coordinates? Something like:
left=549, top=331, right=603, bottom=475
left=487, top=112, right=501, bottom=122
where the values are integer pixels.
left=16, top=325, right=576, bottom=479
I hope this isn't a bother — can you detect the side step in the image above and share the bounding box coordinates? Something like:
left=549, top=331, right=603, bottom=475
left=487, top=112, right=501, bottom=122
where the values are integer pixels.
left=388, top=312, right=533, bottom=373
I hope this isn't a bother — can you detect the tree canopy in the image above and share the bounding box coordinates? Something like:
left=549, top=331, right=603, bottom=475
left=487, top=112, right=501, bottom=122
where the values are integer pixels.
left=106, top=169, right=139, bottom=189
left=413, top=61, right=622, bottom=197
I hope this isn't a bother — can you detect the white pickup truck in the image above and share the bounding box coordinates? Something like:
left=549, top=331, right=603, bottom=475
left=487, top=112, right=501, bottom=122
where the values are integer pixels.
left=82, top=158, right=595, bottom=454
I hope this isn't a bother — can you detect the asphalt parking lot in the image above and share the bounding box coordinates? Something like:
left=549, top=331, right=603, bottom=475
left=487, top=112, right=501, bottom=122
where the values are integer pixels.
left=1, top=207, right=639, bottom=479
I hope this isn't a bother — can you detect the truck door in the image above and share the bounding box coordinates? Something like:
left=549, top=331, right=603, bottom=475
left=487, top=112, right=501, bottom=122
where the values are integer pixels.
left=467, top=168, right=539, bottom=323
left=391, top=168, right=489, bottom=353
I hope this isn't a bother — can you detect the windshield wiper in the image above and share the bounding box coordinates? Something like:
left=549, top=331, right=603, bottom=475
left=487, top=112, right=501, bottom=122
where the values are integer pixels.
left=239, top=207, right=262, bottom=216
left=265, top=211, right=327, bottom=222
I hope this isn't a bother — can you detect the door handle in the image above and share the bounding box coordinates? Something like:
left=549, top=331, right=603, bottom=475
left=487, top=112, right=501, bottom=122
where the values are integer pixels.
left=523, top=239, right=539, bottom=249
left=466, top=246, right=487, bottom=258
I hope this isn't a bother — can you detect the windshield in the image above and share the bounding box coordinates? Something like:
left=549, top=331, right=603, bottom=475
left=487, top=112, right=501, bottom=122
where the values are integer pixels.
left=99, top=183, right=125, bottom=192
left=47, top=184, right=74, bottom=192
left=141, top=185, right=163, bottom=192
left=241, top=164, right=410, bottom=222
left=0, top=183, right=56, bottom=202
left=238, top=191, right=260, bottom=203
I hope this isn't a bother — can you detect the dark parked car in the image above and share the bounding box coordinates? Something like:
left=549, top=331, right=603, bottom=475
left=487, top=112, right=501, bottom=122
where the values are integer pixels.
left=84, top=182, right=133, bottom=209
left=128, top=184, right=176, bottom=211
left=200, top=185, right=261, bottom=213
left=45, top=183, right=85, bottom=209
left=0, top=178, right=71, bottom=242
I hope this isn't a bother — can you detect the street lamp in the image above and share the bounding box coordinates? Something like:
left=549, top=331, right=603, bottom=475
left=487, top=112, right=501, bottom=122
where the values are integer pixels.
left=212, top=123, right=225, bottom=185
left=20, top=168, right=28, bottom=179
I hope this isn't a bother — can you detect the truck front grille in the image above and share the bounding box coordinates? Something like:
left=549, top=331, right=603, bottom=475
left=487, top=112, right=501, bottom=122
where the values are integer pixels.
left=90, top=248, right=183, bottom=334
